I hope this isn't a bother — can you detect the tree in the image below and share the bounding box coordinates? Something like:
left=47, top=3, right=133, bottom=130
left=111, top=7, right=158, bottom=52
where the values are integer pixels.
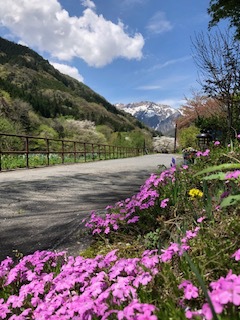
left=192, top=30, right=240, bottom=139
left=208, top=0, right=240, bottom=40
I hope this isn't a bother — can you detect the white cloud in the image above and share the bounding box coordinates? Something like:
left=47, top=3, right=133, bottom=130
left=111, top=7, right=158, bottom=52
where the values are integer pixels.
left=81, top=0, right=96, bottom=9
left=150, top=56, right=192, bottom=71
left=146, top=11, right=173, bottom=35
left=50, top=62, right=84, bottom=82
left=137, top=85, right=162, bottom=90
left=157, top=98, right=186, bottom=109
left=0, top=0, right=144, bottom=67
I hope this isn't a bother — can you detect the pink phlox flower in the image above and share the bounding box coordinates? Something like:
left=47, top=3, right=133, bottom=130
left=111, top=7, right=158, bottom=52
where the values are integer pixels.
left=108, top=260, right=126, bottom=280
left=182, top=164, right=189, bottom=170
left=160, top=198, right=169, bottom=208
left=160, top=248, right=174, bottom=263
left=26, top=270, right=36, bottom=281
left=92, top=228, right=102, bottom=234
left=111, top=276, right=137, bottom=301
left=118, top=300, right=157, bottom=320
left=104, top=227, right=110, bottom=234
left=225, top=170, right=240, bottom=180
left=237, top=134, right=240, bottom=139
left=127, top=216, right=140, bottom=224
left=202, top=149, right=210, bottom=156
left=179, top=280, right=199, bottom=300
left=0, top=298, right=10, bottom=319
left=178, top=243, right=190, bottom=256
left=185, top=284, right=199, bottom=300
left=232, top=249, right=240, bottom=261
left=141, top=251, right=159, bottom=269
left=124, top=259, right=139, bottom=275
left=197, top=216, right=206, bottom=223
left=160, top=243, right=179, bottom=262
left=133, top=272, right=152, bottom=287
left=214, top=140, right=220, bottom=146
left=185, top=227, right=200, bottom=240
left=7, top=294, right=24, bottom=308
left=98, top=249, right=118, bottom=269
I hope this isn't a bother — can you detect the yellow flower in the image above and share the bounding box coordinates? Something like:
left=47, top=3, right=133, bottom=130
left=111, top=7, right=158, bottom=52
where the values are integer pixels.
left=189, top=188, right=203, bottom=198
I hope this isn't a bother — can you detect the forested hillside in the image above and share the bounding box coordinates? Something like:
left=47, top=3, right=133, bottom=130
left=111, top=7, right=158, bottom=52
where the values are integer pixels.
left=0, top=37, right=155, bottom=148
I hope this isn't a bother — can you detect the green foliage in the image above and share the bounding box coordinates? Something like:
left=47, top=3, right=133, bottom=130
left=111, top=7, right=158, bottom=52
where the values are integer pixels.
left=208, top=0, right=240, bottom=40
left=195, top=114, right=228, bottom=143
left=0, top=117, right=23, bottom=150
left=195, top=161, right=240, bottom=208
left=178, top=125, right=200, bottom=149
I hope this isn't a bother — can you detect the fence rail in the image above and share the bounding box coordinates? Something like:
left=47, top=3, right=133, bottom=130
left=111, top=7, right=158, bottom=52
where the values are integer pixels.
left=0, top=132, right=145, bottom=171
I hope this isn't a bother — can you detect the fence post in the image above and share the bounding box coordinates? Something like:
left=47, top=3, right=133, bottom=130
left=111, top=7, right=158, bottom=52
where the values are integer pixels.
left=92, top=144, right=94, bottom=161
left=61, top=140, right=64, bottom=164
left=84, top=143, right=87, bottom=162
left=26, top=137, right=29, bottom=168
left=74, top=141, right=76, bottom=163
left=98, top=144, right=100, bottom=160
left=46, top=139, right=50, bottom=166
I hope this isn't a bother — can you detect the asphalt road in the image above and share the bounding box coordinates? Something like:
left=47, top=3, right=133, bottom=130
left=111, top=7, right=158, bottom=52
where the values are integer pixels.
left=0, top=154, right=180, bottom=261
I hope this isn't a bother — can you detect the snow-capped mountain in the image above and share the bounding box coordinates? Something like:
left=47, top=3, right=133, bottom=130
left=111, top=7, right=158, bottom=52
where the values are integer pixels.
left=115, top=101, right=182, bottom=135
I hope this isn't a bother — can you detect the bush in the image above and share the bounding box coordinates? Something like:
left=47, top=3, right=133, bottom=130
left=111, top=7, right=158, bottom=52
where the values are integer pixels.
left=178, top=125, right=200, bottom=150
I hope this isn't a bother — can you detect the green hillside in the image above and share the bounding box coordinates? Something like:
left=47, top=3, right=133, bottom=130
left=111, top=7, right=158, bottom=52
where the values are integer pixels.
left=0, top=37, right=155, bottom=148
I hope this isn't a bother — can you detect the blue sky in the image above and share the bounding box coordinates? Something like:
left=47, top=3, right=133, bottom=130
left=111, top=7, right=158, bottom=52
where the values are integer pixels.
left=0, top=0, right=227, bottom=109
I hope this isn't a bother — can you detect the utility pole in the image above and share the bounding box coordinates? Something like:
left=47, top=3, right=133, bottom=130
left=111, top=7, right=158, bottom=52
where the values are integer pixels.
left=174, top=123, right=177, bottom=153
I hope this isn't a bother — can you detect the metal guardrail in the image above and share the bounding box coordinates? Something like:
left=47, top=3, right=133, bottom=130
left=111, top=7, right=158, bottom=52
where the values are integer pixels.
left=0, top=132, right=145, bottom=171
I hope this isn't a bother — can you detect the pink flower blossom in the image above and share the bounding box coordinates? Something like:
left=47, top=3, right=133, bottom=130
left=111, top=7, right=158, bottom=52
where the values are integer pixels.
left=197, top=216, right=206, bottom=223
left=232, top=249, right=240, bottom=261
left=225, top=170, right=240, bottom=180
left=160, top=198, right=169, bottom=208
left=214, top=140, right=220, bottom=146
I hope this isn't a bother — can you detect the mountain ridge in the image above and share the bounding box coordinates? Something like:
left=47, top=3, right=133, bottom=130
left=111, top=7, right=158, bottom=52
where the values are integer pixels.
left=0, top=36, right=154, bottom=135
left=115, top=101, right=182, bottom=136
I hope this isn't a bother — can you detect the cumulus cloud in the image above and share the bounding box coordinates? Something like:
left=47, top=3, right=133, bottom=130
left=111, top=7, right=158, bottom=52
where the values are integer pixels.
left=146, top=11, right=173, bottom=34
left=50, top=62, right=84, bottom=82
left=0, top=0, right=144, bottom=67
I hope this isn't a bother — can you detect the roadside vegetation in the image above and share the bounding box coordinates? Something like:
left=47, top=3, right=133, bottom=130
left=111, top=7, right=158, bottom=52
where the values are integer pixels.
left=0, top=139, right=240, bottom=319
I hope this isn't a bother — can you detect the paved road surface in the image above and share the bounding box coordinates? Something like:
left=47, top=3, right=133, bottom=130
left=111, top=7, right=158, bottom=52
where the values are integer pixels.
left=0, top=154, right=180, bottom=261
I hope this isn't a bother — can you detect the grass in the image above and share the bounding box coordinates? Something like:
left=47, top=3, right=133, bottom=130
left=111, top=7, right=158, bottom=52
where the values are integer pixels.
left=0, top=140, right=240, bottom=319
left=0, top=152, right=122, bottom=170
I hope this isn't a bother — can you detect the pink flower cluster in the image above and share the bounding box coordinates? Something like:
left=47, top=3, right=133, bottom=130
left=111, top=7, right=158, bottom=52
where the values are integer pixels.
left=159, top=224, right=202, bottom=263
left=183, top=268, right=240, bottom=320
left=196, top=149, right=210, bottom=157
left=85, top=167, right=177, bottom=235
left=0, top=249, right=160, bottom=319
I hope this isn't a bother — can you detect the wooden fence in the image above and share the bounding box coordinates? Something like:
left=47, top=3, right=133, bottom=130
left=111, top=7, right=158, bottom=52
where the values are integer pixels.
left=0, top=132, right=146, bottom=171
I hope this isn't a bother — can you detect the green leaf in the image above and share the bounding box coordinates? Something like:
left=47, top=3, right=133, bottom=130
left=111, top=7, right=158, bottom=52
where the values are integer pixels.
left=194, top=163, right=240, bottom=177
left=221, top=195, right=240, bottom=208
left=201, top=172, right=226, bottom=181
